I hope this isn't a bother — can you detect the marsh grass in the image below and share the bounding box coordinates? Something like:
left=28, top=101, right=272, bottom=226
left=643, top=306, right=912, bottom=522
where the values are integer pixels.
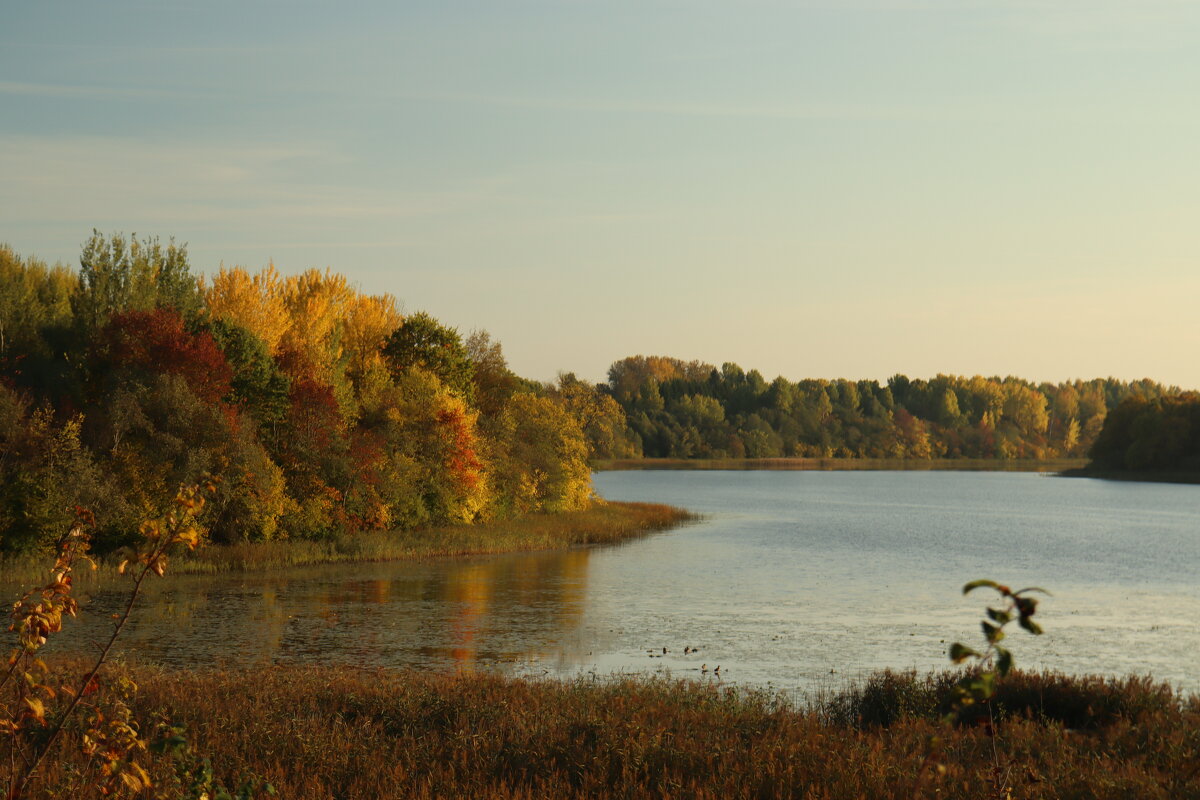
left=7, top=663, right=1198, bottom=799
left=0, top=502, right=695, bottom=592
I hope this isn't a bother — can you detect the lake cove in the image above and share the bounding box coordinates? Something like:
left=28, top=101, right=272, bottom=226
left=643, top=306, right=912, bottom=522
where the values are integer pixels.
left=51, top=471, right=1200, bottom=695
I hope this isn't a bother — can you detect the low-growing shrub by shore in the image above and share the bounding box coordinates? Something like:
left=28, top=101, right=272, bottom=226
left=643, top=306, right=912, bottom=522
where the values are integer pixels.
left=8, top=664, right=1198, bottom=799
left=0, top=501, right=696, bottom=590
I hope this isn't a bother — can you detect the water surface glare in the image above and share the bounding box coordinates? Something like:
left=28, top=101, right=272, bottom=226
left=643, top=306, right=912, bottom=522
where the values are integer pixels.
left=54, top=471, right=1200, bottom=694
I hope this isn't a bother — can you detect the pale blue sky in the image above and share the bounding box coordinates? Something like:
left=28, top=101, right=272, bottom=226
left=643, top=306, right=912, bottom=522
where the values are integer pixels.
left=3, top=1, right=1198, bottom=387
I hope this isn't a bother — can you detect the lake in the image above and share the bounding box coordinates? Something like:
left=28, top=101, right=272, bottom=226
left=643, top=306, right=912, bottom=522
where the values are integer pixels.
left=52, top=471, right=1200, bottom=695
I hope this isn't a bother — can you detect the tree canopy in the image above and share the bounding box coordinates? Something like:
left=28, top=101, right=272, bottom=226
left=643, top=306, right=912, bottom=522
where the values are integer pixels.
left=0, top=235, right=599, bottom=554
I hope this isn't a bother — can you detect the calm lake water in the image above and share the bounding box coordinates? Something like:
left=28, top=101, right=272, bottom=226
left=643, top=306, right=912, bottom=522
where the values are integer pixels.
left=53, top=471, right=1200, bottom=694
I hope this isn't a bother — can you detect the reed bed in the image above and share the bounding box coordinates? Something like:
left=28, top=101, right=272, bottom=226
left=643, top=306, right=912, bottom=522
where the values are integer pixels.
left=7, top=664, right=1199, bottom=799
left=174, top=501, right=694, bottom=575
left=0, top=501, right=695, bottom=590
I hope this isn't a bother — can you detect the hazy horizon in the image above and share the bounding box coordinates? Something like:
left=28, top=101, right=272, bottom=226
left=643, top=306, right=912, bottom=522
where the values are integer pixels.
left=4, top=1, right=1198, bottom=389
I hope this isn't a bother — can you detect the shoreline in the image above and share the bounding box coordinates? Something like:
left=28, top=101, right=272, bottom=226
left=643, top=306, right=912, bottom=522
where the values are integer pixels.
left=594, top=456, right=1087, bottom=472
left=1058, top=466, right=1200, bottom=485
left=0, top=500, right=698, bottom=590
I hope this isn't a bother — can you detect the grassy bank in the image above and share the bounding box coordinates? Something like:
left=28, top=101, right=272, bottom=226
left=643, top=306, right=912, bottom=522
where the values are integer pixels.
left=594, top=456, right=1088, bottom=472
left=173, top=500, right=695, bottom=575
left=8, top=664, right=1197, bottom=799
left=0, top=501, right=696, bottom=590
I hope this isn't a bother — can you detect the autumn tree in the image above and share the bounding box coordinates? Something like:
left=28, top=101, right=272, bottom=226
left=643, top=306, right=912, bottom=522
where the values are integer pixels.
left=202, top=264, right=290, bottom=353
left=343, top=292, right=403, bottom=379
left=355, top=368, right=489, bottom=527
left=551, top=373, right=640, bottom=460
left=490, top=393, right=592, bottom=515
left=97, top=374, right=284, bottom=543
left=277, top=268, right=355, bottom=382
left=90, top=309, right=233, bottom=405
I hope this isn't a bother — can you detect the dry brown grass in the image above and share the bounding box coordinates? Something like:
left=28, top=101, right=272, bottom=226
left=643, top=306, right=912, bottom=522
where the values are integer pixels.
left=8, top=664, right=1199, bottom=799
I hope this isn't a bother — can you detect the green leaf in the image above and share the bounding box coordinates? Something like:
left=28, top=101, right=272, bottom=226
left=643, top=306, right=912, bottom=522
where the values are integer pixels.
left=981, top=621, right=1005, bottom=643
left=962, top=579, right=999, bottom=595
left=996, top=648, right=1013, bottom=677
left=948, top=642, right=978, bottom=663
left=986, top=608, right=1012, bottom=625
left=1018, top=617, right=1044, bottom=635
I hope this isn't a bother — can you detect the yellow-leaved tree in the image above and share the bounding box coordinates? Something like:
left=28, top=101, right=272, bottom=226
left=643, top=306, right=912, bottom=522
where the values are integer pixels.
left=201, top=264, right=290, bottom=353
left=343, top=292, right=403, bottom=379
left=278, top=269, right=355, bottom=382
left=490, top=393, right=592, bottom=516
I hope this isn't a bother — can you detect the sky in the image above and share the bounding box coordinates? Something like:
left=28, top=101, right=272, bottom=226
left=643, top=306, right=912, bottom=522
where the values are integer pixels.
left=3, top=0, right=1199, bottom=388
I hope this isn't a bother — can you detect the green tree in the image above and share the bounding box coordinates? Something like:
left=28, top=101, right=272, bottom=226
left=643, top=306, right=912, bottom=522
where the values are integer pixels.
left=465, top=329, right=519, bottom=418
left=0, top=388, right=127, bottom=554
left=0, top=245, right=76, bottom=360
left=382, top=312, right=475, bottom=403
left=73, top=231, right=201, bottom=333
left=205, top=319, right=292, bottom=433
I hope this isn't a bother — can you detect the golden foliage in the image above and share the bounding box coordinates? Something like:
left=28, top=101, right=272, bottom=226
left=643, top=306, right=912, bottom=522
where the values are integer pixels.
left=343, top=292, right=402, bottom=376
left=276, top=269, right=355, bottom=379
left=202, top=264, right=290, bottom=352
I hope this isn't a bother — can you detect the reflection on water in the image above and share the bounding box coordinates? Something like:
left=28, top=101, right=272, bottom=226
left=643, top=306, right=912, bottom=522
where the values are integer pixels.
left=48, top=471, right=1200, bottom=694
left=54, top=546, right=593, bottom=673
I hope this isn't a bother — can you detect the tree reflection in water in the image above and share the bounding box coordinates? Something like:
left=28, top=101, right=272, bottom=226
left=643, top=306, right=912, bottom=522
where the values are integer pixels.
left=52, top=547, right=593, bottom=672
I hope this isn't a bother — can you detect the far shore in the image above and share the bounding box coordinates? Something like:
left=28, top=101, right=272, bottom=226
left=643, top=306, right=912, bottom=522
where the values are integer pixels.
left=1059, top=466, right=1200, bottom=485
left=593, top=456, right=1088, bottom=473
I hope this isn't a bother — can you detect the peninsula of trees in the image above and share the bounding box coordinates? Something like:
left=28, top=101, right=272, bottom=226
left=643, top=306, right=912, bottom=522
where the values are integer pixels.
left=0, top=234, right=608, bottom=554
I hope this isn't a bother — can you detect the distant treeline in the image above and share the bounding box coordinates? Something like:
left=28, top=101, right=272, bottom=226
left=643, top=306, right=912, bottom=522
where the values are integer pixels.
left=598, top=355, right=1179, bottom=461
left=0, top=234, right=617, bottom=554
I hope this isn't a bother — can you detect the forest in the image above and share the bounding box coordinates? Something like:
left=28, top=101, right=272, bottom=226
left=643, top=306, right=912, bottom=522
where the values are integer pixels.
left=0, top=234, right=618, bottom=555
left=601, top=355, right=1178, bottom=461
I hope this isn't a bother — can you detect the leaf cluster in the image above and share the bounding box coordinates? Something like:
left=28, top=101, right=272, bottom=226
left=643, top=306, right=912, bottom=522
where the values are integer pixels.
left=948, top=580, right=1048, bottom=710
